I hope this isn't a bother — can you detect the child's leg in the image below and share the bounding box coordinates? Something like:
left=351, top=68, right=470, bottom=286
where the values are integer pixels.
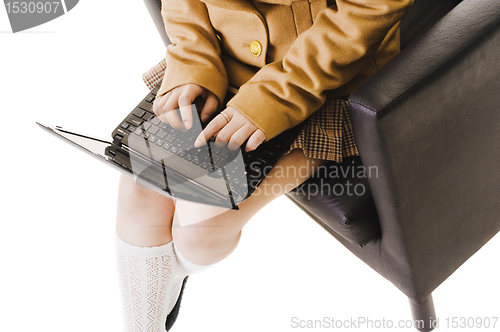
left=115, top=149, right=326, bottom=331
left=115, top=177, right=181, bottom=332
left=171, top=148, right=326, bottom=265
left=116, top=175, right=176, bottom=247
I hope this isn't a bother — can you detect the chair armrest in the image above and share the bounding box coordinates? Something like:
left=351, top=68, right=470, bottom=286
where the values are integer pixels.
left=349, top=0, right=500, bottom=300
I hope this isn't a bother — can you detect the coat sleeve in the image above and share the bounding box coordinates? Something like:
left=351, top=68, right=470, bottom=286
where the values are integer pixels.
left=227, top=0, right=414, bottom=140
left=157, top=0, right=228, bottom=104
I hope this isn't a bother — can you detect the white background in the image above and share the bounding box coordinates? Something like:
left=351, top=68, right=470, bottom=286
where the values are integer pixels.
left=1, top=1, right=499, bottom=332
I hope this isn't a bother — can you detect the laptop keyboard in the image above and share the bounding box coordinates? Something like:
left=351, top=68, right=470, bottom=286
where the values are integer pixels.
left=111, top=83, right=300, bottom=199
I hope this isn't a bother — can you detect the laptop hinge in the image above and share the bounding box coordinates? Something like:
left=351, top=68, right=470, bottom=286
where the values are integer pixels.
left=113, top=134, right=123, bottom=146
left=109, top=134, right=124, bottom=156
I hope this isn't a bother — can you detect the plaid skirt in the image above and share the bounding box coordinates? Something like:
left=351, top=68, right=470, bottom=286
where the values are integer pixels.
left=142, top=60, right=359, bottom=163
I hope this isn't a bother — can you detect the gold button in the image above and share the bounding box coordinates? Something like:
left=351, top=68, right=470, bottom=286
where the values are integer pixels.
left=215, top=32, right=222, bottom=43
left=250, top=40, right=262, bottom=57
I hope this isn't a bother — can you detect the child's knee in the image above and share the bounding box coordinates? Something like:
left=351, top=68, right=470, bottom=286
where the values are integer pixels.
left=171, top=206, right=242, bottom=264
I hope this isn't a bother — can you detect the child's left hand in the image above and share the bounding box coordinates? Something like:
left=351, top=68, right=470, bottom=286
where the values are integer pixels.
left=195, top=106, right=266, bottom=152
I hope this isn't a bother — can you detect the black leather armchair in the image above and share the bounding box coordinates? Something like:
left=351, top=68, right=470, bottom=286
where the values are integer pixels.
left=288, top=0, right=500, bottom=330
left=143, top=0, right=500, bottom=331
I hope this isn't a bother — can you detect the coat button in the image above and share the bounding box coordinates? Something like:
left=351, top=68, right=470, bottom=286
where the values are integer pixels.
left=250, top=40, right=262, bottom=57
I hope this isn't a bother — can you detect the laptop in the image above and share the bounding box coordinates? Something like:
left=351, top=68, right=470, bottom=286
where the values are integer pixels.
left=37, top=80, right=303, bottom=210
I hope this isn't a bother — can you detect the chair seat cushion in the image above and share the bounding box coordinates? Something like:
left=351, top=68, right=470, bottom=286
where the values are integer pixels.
left=286, top=156, right=381, bottom=247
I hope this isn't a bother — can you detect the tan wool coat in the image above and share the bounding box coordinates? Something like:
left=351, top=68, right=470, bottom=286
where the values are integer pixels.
left=158, top=0, right=415, bottom=140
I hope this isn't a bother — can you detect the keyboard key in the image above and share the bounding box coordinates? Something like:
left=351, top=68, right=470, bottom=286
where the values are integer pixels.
left=219, top=149, right=233, bottom=159
left=192, top=157, right=201, bottom=165
left=211, top=156, right=222, bottom=166
left=155, top=139, right=164, bottom=147
left=147, top=125, right=160, bottom=135
left=128, top=117, right=143, bottom=127
left=140, top=101, right=154, bottom=112
left=174, top=132, right=185, bottom=140
left=116, top=128, right=128, bottom=137
left=162, top=143, right=172, bottom=151
left=120, top=122, right=129, bottom=130
left=180, top=143, right=192, bottom=151
left=151, top=117, right=161, bottom=126
left=170, top=146, right=179, bottom=154
left=145, top=95, right=155, bottom=103
left=156, top=129, right=167, bottom=139
left=184, top=154, right=194, bottom=161
left=177, top=151, right=186, bottom=158
left=198, top=153, right=210, bottom=162
left=147, top=136, right=157, bottom=143
left=264, top=150, right=275, bottom=157
left=199, top=162, right=210, bottom=170
left=210, top=145, right=224, bottom=155
left=199, top=148, right=210, bottom=157
left=174, top=138, right=184, bottom=146
left=132, top=108, right=146, bottom=118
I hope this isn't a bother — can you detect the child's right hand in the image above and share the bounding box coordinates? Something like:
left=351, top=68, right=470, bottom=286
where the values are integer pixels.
left=152, top=84, right=219, bottom=130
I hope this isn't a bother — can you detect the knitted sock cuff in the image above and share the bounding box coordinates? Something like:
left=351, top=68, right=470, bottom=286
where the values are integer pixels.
left=115, top=232, right=174, bottom=258
left=173, top=243, right=216, bottom=276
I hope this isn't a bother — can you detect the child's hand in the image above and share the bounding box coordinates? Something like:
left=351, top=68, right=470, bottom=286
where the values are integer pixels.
left=152, top=84, right=219, bottom=130
left=194, top=106, right=266, bottom=152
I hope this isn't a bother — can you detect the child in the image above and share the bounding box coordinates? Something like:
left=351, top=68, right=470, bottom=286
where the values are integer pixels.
left=115, top=0, right=414, bottom=331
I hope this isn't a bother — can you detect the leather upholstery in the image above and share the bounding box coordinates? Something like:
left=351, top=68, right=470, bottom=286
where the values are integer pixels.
left=287, top=156, right=380, bottom=247
left=349, top=0, right=500, bottom=302
left=399, top=0, right=462, bottom=49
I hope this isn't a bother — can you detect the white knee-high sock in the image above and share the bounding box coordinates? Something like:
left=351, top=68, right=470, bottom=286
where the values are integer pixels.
left=115, top=233, right=212, bottom=332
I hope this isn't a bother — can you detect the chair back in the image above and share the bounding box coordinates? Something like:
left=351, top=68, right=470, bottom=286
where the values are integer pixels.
left=143, top=0, right=171, bottom=47
left=400, top=0, right=463, bottom=49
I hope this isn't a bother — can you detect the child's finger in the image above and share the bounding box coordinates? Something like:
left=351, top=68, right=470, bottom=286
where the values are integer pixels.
left=245, top=130, right=266, bottom=152
left=152, top=92, right=170, bottom=116
left=200, top=93, right=220, bottom=123
left=162, top=89, right=184, bottom=129
left=194, top=113, right=228, bottom=147
left=227, top=124, right=255, bottom=150
left=178, top=85, right=202, bottom=130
